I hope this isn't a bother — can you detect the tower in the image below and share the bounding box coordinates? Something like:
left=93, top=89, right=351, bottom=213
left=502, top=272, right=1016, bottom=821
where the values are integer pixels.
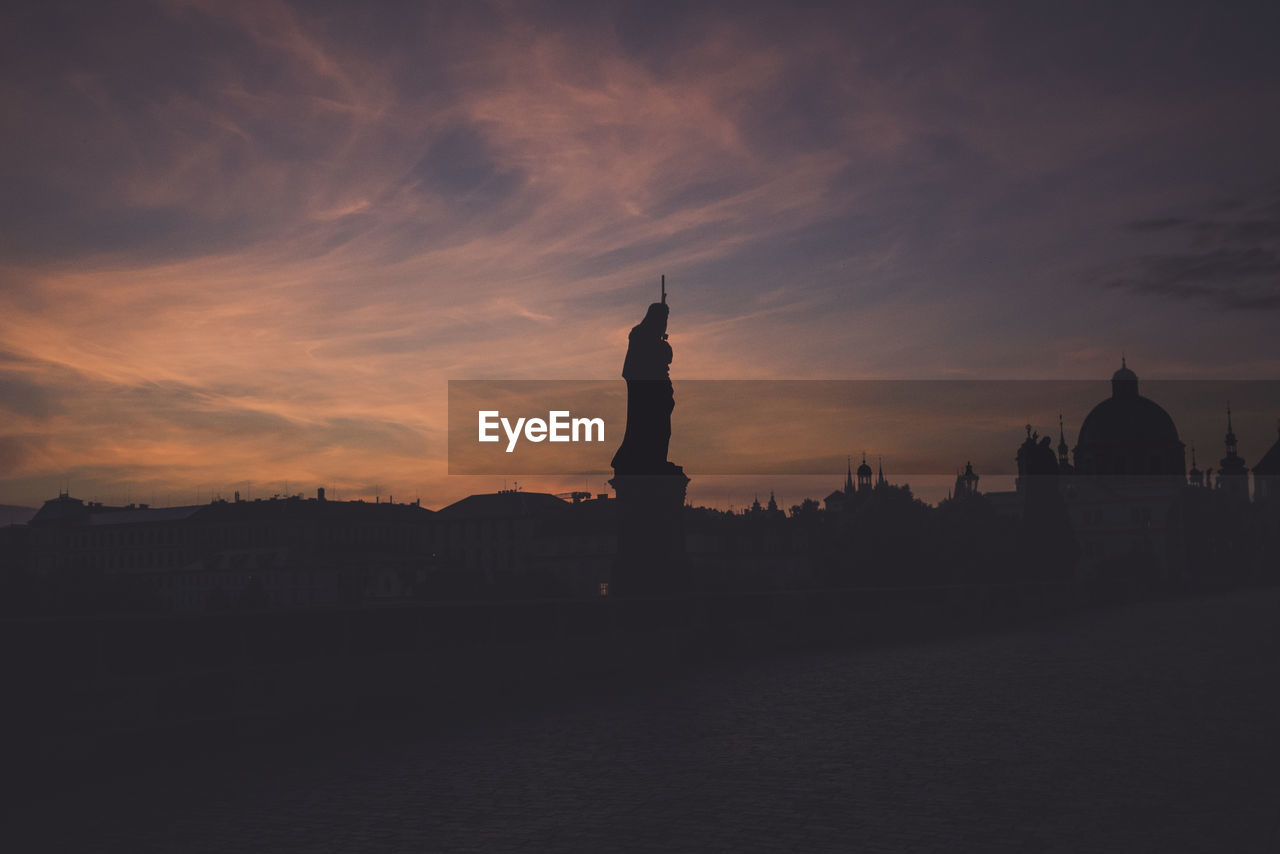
left=1217, top=406, right=1249, bottom=501
left=1188, top=444, right=1203, bottom=488
left=856, top=452, right=873, bottom=492
left=954, top=461, right=980, bottom=498
left=1057, top=413, right=1073, bottom=474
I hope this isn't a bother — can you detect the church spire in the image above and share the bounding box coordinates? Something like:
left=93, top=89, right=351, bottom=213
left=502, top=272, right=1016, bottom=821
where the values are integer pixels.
left=845, top=455, right=854, bottom=493
left=1225, top=405, right=1238, bottom=457
left=955, top=460, right=979, bottom=497
left=1218, top=404, right=1248, bottom=498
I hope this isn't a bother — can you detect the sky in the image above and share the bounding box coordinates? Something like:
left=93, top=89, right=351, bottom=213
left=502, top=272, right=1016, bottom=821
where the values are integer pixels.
left=2, top=0, right=1279, bottom=511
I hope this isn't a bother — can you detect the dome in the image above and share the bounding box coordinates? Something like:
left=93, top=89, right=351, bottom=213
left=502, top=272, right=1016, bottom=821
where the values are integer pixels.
left=1254, top=424, right=1280, bottom=476
left=856, top=459, right=873, bottom=477
left=1074, top=362, right=1185, bottom=477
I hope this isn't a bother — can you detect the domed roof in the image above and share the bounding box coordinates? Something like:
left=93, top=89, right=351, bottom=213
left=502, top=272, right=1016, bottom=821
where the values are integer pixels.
left=1074, top=361, right=1185, bottom=477
left=1110, top=357, right=1139, bottom=398
left=856, top=456, right=873, bottom=477
left=1255, top=423, right=1280, bottom=476
left=1077, top=395, right=1181, bottom=449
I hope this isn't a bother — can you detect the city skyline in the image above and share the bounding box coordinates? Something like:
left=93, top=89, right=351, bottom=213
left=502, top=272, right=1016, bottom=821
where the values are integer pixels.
left=3, top=1, right=1280, bottom=510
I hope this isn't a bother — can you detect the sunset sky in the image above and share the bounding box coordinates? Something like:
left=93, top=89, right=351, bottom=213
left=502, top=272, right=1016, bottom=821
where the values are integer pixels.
left=2, top=1, right=1279, bottom=511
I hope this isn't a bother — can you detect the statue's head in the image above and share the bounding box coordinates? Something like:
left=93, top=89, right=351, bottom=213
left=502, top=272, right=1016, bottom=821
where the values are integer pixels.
left=640, top=302, right=669, bottom=336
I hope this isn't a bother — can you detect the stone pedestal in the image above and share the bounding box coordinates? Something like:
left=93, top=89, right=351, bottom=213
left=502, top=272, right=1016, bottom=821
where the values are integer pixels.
left=609, top=467, right=690, bottom=596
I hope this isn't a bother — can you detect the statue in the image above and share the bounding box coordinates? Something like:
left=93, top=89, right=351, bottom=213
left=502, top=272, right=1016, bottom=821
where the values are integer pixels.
left=1016, top=427, right=1079, bottom=579
left=608, top=281, right=688, bottom=596
left=611, top=300, right=680, bottom=475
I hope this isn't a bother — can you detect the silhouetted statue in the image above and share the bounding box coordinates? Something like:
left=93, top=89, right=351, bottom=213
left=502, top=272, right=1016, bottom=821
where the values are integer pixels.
left=611, top=302, right=679, bottom=475
left=608, top=293, right=688, bottom=597
left=1017, top=428, right=1079, bottom=578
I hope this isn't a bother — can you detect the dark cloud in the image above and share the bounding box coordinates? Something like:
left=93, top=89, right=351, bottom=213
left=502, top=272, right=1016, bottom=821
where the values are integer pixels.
left=0, top=435, right=53, bottom=473
left=1107, top=252, right=1280, bottom=310
left=1108, top=186, right=1280, bottom=310
left=1127, top=218, right=1187, bottom=232
left=0, top=376, right=66, bottom=418
left=0, top=176, right=265, bottom=262
left=408, top=125, right=527, bottom=207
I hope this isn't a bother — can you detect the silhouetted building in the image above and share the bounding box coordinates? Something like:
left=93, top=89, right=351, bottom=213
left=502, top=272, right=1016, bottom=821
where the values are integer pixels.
left=1031, top=360, right=1280, bottom=584
left=1254, top=423, right=1280, bottom=503
left=1188, top=444, right=1204, bottom=488
left=435, top=489, right=569, bottom=585
left=1073, top=359, right=1185, bottom=477
left=1016, top=426, right=1078, bottom=578
left=0, top=522, right=32, bottom=615
left=825, top=458, right=854, bottom=511
left=1215, top=407, right=1250, bottom=501
left=856, top=455, right=873, bottom=491
left=528, top=494, right=617, bottom=597
left=1052, top=362, right=1187, bottom=579
left=825, top=453, right=882, bottom=513
left=953, top=461, right=980, bottom=499
left=1056, top=414, right=1074, bottom=475
left=23, top=490, right=434, bottom=613
left=685, top=501, right=809, bottom=590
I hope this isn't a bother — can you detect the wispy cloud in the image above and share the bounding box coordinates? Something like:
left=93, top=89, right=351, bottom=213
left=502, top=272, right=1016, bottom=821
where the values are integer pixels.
left=1107, top=184, right=1280, bottom=311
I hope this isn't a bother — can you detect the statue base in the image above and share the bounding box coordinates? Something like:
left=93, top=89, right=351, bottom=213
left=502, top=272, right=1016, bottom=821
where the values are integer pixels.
left=609, top=467, right=690, bottom=597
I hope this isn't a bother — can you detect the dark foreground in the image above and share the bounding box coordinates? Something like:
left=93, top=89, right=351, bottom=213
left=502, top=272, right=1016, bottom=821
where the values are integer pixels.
left=8, top=586, right=1280, bottom=853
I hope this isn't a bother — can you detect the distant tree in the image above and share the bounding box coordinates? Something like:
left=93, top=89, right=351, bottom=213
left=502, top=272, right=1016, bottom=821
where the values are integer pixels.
left=932, top=493, right=1016, bottom=584
left=789, top=498, right=821, bottom=519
